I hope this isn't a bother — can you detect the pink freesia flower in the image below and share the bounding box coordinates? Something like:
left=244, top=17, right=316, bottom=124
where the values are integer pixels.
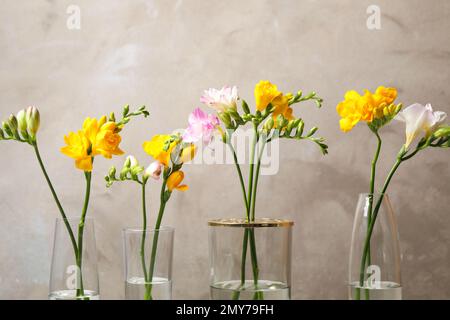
left=144, top=161, right=163, bottom=180
left=182, top=108, right=220, bottom=146
left=200, top=86, right=239, bottom=112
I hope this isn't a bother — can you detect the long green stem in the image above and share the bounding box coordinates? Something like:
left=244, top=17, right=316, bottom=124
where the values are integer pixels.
left=144, top=178, right=169, bottom=300
left=227, top=140, right=249, bottom=214
left=251, top=140, right=267, bottom=221
left=33, top=143, right=78, bottom=255
left=358, top=132, right=382, bottom=300
left=75, top=171, right=92, bottom=298
left=140, top=182, right=149, bottom=294
left=246, top=125, right=258, bottom=217
left=357, top=157, right=402, bottom=299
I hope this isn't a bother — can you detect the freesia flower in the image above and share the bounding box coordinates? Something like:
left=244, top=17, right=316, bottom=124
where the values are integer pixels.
left=271, top=93, right=295, bottom=123
left=144, top=161, right=163, bottom=180
left=61, top=116, right=124, bottom=171
left=167, top=170, right=188, bottom=192
left=254, top=80, right=282, bottom=111
left=200, top=86, right=238, bottom=112
left=143, top=134, right=176, bottom=166
left=182, top=108, right=219, bottom=146
left=94, top=122, right=124, bottom=158
left=179, top=144, right=197, bottom=163
left=395, top=103, right=447, bottom=147
left=337, top=86, right=398, bottom=132
left=60, top=131, right=93, bottom=171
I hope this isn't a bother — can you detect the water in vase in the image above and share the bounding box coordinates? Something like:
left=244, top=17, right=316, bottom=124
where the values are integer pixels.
left=349, top=281, right=402, bottom=300
left=48, top=290, right=100, bottom=300
left=125, top=276, right=172, bottom=300
left=211, top=280, right=290, bottom=300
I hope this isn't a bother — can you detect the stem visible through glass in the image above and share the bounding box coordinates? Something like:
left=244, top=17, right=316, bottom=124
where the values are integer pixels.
left=144, top=176, right=169, bottom=300
left=75, top=171, right=92, bottom=299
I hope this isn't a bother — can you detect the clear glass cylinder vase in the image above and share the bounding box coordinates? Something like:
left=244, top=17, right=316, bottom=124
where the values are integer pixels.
left=208, top=218, right=293, bottom=300
left=349, top=193, right=402, bottom=300
left=49, top=217, right=100, bottom=300
left=123, top=227, right=174, bottom=300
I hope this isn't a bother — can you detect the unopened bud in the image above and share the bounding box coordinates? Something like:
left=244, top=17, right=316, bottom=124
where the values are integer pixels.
left=434, top=126, right=450, bottom=138
left=26, top=106, right=40, bottom=139
left=2, top=121, right=13, bottom=137
left=218, top=112, right=232, bottom=128
left=296, top=120, right=305, bottom=136
left=264, top=117, right=274, bottom=131
left=108, top=166, right=117, bottom=179
left=16, top=109, right=28, bottom=140
left=143, top=161, right=163, bottom=182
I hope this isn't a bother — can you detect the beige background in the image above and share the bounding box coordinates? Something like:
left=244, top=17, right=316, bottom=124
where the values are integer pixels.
left=0, top=0, right=449, bottom=299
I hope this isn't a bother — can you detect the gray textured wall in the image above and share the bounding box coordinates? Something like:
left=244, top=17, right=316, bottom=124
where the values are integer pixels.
left=0, top=0, right=449, bottom=299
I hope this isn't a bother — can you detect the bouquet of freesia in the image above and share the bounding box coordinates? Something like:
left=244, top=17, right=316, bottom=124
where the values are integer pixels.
left=105, top=111, right=216, bottom=300
left=0, top=105, right=148, bottom=299
left=337, top=86, right=449, bottom=299
left=200, top=81, right=328, bottom=300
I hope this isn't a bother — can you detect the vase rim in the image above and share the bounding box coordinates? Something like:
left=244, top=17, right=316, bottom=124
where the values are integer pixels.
left=122, top=226, right=174, bottom=233
left=208, top=218, right=294, bottom=228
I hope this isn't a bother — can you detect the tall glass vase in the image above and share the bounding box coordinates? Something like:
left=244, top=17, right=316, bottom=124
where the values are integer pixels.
left=349, top=193, right=402, bottom=300
left=208, top=218, right=293, bottom=300
left=49, top=217, right=100, bottom=300
left=123, top=227, right=174, bottom=300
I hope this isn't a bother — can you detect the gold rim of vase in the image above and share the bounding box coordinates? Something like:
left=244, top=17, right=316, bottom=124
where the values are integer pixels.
left=208, top=218, right=294, bottom=227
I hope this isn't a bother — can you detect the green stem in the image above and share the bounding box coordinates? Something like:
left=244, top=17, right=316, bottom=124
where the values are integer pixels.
left=246, top=124, right=258, bottom=217
left=358, top=131, right=381, bottom=300
left=357, top=157, right=402, bottom=299
left=76, top=171, right=92, bottom=298
left=141, top=183, right=149, bottom=295
left=251, top=140, right=267, bottom=221
left=226, top=140, right=249, bottom=214
left=32, top=142, right=78, bottom=256
left=144, top=178, right=169, bottom=300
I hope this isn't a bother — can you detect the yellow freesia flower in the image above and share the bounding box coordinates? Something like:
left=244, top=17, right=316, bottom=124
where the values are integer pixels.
left=60, top=131, right=93, bottom=171
left=336, top=86, right=398, bottom=132
left=93, top=122, right=124, bottom=158
left=254, top=80, right=282, bottom=111
left=167, top=170, right=188, bottom=192
left=272, top=93, right=295, bottom=123
left=179, top=144, right=197, bottom=163
left=61, top=116, right=124, bottom=171
left=143, top=135, right=176, bottom=166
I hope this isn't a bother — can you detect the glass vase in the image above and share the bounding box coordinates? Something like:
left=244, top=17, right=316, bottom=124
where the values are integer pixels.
left=208, top=218, right=293, bottom=300
left=49, top=217, right=100, bottom=300
left=123, top=227, right=174, bottom=300
left=349, top=193, right=402, bottom=300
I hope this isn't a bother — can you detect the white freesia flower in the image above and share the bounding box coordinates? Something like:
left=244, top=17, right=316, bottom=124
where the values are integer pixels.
left=395, top=103, right=447, bottom=147
left=200, top=86, right=239, bottom=112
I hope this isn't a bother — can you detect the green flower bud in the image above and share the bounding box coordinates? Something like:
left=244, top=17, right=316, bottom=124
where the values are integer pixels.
left=241, top=100, right=250, bottom=114
left=264, top=117, right=274, bottom=131
left=434, top=126, right=450, bottom=138
left=228, top=109, right=242, bottom=122
left=0, top=128, right=4, bottom=140
left=218, top=112, right=232, bottom=128
left=108, top=166, right=117, bottom=179
left=296, top=120, right=304, bottom=137
left=286, top=120, right=296, bottom=133
left=2, top=121, right=13, bottom=137
left=8, top=114, right=21, bottom=140
left=122, top=104, right=130, bottom=117
left=16, top=110, right=29, bottom=141
left=276, top=114, right=285, bottom=129
left=131, top=166, right=144, bottom=180
left=26, top=106, right=40, bottom=139
left=120, top=167, right=129, bottom=180
left=109, top=112, right=116, bottom=122
left=307, top=127, right=318, bottom=137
